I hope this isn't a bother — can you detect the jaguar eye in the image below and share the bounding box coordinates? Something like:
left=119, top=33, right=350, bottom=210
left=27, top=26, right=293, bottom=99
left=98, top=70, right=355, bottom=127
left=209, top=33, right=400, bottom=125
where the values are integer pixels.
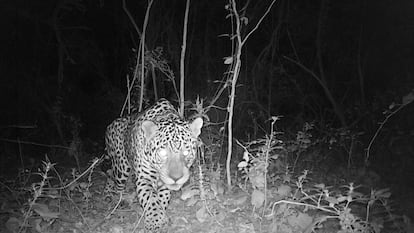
left=158, top=148, right=168, bottom=159
left=182, top=150, right=190, bottom=156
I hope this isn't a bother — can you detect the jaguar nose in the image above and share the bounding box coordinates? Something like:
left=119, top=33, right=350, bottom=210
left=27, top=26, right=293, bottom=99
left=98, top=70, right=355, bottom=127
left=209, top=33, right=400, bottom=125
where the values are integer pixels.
left=168, top=157, right=184, bottom=181
left=168, top=170, right=183, bottom=182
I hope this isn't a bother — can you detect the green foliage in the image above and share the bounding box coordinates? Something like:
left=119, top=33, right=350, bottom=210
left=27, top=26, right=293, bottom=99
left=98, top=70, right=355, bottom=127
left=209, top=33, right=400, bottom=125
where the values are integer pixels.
left=247, top=168, right=409, bottom=233
left=17, top=160, right=57, bottom=233
left=235, top=120, right=410, bottom=233
left=1, top=157, right=102, bottom=233
left=123, top=47, right=179, bottom=116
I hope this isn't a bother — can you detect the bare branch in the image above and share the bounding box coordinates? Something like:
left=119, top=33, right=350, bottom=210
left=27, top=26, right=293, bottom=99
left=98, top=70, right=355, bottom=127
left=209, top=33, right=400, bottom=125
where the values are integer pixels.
left=180, top=0, right=191, bottom=117
left=242, top=0, right=278, bottom=46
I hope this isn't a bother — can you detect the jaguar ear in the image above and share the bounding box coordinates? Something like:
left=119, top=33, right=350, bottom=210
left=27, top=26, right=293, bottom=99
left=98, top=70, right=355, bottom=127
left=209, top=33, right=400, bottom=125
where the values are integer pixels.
left=189, top=117, right=203, bottom=138
left=141, top=120, right=158, bottom=139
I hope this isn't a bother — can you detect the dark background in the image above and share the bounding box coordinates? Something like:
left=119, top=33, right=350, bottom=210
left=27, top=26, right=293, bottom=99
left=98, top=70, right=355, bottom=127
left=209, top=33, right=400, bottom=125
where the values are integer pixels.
left=1, top=0, right=413, bottom=210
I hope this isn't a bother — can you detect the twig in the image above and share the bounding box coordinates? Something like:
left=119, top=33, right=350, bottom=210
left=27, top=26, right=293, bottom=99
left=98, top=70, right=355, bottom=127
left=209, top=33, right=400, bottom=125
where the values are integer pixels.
left=283, top=56, right=323, bottom=83
left=17, top=138, right=24, bottom=172
left=262, top=116, right=278, bottom=217
left=179, top=0, right=191, bottom=117
left=120, top=74, right=131, bottom=116
left=365, top=94, right=413, bottom=164
left=92, top=192, right=124, bottom=231
left=122, top=0, right=144, bottom=40
left=0, top=138, right=72, bottom=150
left=108, top=192, right=123, bottom=218
left=225, top=0, right=277, bottom=189
left=50, top=162, right=91, bottom=232
left=268, top=199, right=337, bottom=217
left=19, top=161, right=53, bottom=233
left=132, top=192, right=152, bottom=233
left=0, top=125, right=37, bottom=129
left=120, top=0, right=153, bottom=115
left=139, top=0, right=154, bottom=112
left=241, top=0, right=278, bottom=46
left=226, top=0, right=243, bottom=189
left=284, top=55, right=346, bottom=126
left=53, top=157, right=101, bottom=190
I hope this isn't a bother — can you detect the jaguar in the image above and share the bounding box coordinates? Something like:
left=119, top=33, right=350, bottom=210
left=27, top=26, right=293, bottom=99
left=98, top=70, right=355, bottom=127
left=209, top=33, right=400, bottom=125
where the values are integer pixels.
left=105, top=99, right=203, bottom=232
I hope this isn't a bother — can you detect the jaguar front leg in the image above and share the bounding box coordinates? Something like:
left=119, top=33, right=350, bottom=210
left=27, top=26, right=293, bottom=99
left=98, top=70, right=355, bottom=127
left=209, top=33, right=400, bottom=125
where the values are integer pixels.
left=157, top=186, right=171, bottom=211
left=136, top=173, right=170, bottom=232
left=104, top=118, right=131, bottom=194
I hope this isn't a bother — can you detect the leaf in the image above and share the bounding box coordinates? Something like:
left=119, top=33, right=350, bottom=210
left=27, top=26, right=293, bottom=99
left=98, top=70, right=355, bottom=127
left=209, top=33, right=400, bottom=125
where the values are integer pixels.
left=210, top=180, right=225, bottom=196
left=186, top=197, right=199, bottom=207
left=241, top=16, right=249, bottom=25
left=32, top=203, right=60, bottom=220
left=301, top=138, right=311, bottom=144
left=223, top=56, right=233, bottom=65
left=34, top=218, right=43, bottom=233
left=402, top=91, right=414, bottom=104
left=336, top=195, right=348, bottom=203
left=275, top=203, right=289, bottom=215
left=287, top=212, right=313, bottom=230
left=374, top=188, right=391, bottom=198
left=218, top=33, right=230, bottom=38
left=110, top=225, right=124, bottom=233
left=237, top=161, right=248, bottom=169
left=251, top=189, right=265, bottom=208
left=233, top=195, right=248, bottom=206
left=79, top=182, right=88, bottom=189
left=239, top=223, right=256, bottom=233
left=282, top=174, right=291, bottom=183
left=325, top=196, right=338, bottom=206
left=196, top=206, right=209, bottom=223
left=276, top=184, right=292, bottom=197
left=219, top=126, right=225, bottom=133
left=250, top=172, right=265, bottom=189
left=314, top=183, right=325, bottom=189
left=5, top=217, right=22, bottom=233
left=243, top=151, right=250, bottom=162
left=271, top=116, right=280, bottom=122
left=180, top=188, right=199, bottom=200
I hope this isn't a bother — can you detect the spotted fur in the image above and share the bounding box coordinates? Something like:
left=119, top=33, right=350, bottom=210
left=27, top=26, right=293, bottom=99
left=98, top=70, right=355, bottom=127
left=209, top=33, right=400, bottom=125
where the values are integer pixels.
left=105, top=99, right=203, bottom=232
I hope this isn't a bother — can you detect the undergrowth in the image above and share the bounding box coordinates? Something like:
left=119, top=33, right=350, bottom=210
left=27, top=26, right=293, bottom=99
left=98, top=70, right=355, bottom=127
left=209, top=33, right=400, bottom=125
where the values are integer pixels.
left=1, top=93, right=412, bottom=232
left=229, top=115, right=411, bottom=233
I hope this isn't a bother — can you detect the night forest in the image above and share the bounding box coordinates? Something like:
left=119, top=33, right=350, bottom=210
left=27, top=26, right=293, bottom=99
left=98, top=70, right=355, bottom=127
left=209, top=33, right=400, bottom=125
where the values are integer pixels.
left=1, top=0, right=413, bottom=232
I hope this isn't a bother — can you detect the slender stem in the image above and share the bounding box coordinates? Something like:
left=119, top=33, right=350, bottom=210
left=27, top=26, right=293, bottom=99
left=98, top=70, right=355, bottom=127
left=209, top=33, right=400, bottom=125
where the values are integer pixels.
left=151, top=65, right=158, bottom=100
left=225, top=0, right=277, bottom=189
left=180, top=0, right=191, bottom=117
left=0, top=138, right=72, bottom=150
left=241, top=0, right=278, bottom=46
left=122, top=0, right=143, bottom=40
left=284, top=55, right=345, bottom=126
left=365, top=101, right=412, bottom=165
left=120, top=0, right=151, bottom=115
left=139, top=0, right=154, bottom=111
left=226, top=0, right=243, bottom=189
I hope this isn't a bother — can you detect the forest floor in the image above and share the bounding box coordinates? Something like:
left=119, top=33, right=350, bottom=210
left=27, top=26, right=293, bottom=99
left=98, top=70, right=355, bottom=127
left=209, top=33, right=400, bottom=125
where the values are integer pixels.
left=0, top=151, right=413, bottom=233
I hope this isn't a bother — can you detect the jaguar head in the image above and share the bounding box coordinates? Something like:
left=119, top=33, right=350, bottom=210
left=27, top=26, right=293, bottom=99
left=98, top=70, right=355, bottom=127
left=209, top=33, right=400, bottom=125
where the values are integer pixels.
left=142, top=117, right=203, bottom=190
